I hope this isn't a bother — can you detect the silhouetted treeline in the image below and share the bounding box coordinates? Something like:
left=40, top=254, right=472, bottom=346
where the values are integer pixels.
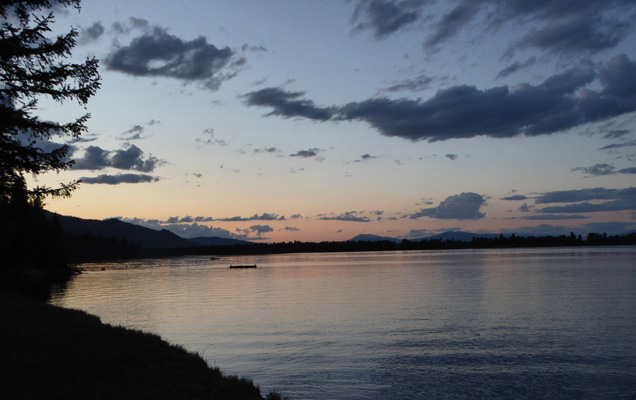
left=66, top=233, right=142, bottom=263
left=0, top=179, right=71, bottom=272
left=156, top=231, right=636, bottom=257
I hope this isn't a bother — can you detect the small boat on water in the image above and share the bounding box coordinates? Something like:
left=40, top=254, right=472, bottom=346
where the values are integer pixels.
left=229, top=264, right=257, bottom=269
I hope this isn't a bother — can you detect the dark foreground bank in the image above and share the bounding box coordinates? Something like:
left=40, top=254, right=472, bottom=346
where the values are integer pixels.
left=0, top=290, right=286, bottom=400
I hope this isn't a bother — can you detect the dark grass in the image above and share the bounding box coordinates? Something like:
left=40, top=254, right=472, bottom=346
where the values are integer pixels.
left=0, top=290, right=289, bottom=400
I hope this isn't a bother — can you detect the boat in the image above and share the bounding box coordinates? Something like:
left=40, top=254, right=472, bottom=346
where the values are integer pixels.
left=229, top=264, right=257, bottom=269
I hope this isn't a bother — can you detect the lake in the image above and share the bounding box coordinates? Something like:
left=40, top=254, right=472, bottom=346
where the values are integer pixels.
left=49, top=247, right=636, bottom=400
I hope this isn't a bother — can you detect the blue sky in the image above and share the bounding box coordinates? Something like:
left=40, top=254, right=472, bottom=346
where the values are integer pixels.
left=31, top=0, right=636, bottom=241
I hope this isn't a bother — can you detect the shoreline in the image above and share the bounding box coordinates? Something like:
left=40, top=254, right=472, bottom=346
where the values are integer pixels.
left=0, top=290, right=285, bottom=400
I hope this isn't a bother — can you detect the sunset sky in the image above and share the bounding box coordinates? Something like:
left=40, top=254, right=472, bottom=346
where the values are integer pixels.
left=33, top=0, right=636, bottom=242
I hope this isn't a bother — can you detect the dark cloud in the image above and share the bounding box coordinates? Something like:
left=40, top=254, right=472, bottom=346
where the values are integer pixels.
left=290, top=148, right=321, bottom=158
left=281, top=226, right=300, bottom=232
left=425, top=2, right=477, bottom=49
left=248, top=55, right=636, bottom=142
left=215, top=213, right=285, bottom=222
left=425, top=1, right=635, bottom=55
left=73, top=144, right=163, bottom=172
left=319, top=211, right=371, bottom=222
left=518, top=203, right=530, bottom=212
left=243, top=88, right=334, bottom=121
left=119, top=120, right=160, bottom=141
left=195, top=128, right=226, bottom=146
left=250, top=225, right=274, bottom=234
left=79, top=22, right=105, bottom=44
left=501, top=195, right=528, bottom=201
left=604, top=129, right=631, bottom=139
left=445, top=154, right=457, bottom=160
left=572, top=163, right=616, bottom=176
left=105, top=25, right=239, bottom=90
left=379, top=74, right=433, bottom=93
left=254, top=147, right=280, bottom=154
left=533, top=187, right=636, bottom=213
left=600, top=140, right=636, bottom=150
left=351, top=0, right=425, bottom=39
left=571, top=164, right=636, bottom=176
left=360, top=153, right=379, bottom=160
left=337, top=55, right=635, bottom=141
left=80, top=173, right=159, bottom=185
left=520, top=214, right=589, bottom=221
left=110, top=144, right=160, bottom=172
left=535, top=187, right=636, bottom=204
left=409, top=192, right=486, bottom=220
left=73, top=146, right=111, bottom=170
left=496, top=57, right=537, bottom=80
left=516, top=14, right=631, bottom=55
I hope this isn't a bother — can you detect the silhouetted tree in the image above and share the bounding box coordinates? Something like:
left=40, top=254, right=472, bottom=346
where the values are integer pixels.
left=1, top=0, right=100, bottom=204
left=0, top=0, right=99, bottom=271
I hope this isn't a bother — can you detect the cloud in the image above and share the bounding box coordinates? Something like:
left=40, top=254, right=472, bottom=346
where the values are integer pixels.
left=409, top=192, right=486, bottom=220
left=604, top=129, right=631, bottom=139
left=351, top=0, right=425, bottom=39
left=73, top=144, right=163, bottom=172
left=425, top=2, right=477, bottom=49
left=424, top=1, right=635, bottom=55
left=535, top=187, right=636, bottom=204
left=80, top=173, right=159, bottom=185
left=600, top=140, right=636, bottom=150
left=379, top=74, right=433, bottom=93
left=247, top=55, right=636, bottom=142
left=515, top=13, right=631, bottom=55
left=119, top=120, right=159, bottom=140
left=290, top=148, right=321, bottom=158
left=518, top=203, right=530, bottom=212
left=501, top=195, right=528, bottom=201
left=73, top=146, right=111, bottom=170
left=496, top=57, right=537, bottom=80
left=254, top=146, right=280, bottom=154
left=214, top=213, right=285, bottom=222
left=572, top=163, right=616, bottom=176
left=445, top=154, right=458, bottom=160
left=572, top=164, right=636, bottom=176
left=79, top=22, right=105, bottom=44
left=519, top=214, right=589, bottom=221
left=250, top=224, right=274, bottom=234
left=281, top=226, right=300, bottom=232
left=243, top=88, right=334, bottom=121
left=195, top=128, right=227, bottom=146
left=532, top=187, right=636, bottom=213
left=319, top=211, right=371, bottom=222
left=105, top=25, right=240, bottom=90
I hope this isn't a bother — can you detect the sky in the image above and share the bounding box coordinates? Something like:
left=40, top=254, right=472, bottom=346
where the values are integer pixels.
left=28, top=0, right=636, bottom=242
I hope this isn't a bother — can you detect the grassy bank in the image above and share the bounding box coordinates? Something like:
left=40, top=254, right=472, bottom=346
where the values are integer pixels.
left=0, top=290, right=284, bottom=400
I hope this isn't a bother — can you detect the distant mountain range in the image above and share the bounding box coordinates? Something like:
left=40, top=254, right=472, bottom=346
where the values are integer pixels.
left=350, top=231, right=501, bottom=243
left=47, top=212, right=635, bottom=252
left=46, top=211, right=252, bottom=249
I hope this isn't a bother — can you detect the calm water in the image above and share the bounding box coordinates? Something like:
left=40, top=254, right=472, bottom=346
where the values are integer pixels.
left=50, top=247, right=636, bottom=400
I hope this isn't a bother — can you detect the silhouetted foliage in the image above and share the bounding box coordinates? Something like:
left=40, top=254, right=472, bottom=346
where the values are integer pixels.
left=1, top=0, right=100, bottom=203
left=0, top=0, right=99, bottom=273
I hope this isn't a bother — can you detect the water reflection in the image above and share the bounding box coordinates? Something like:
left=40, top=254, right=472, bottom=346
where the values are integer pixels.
left=50, top=248, right=636, bottom=400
